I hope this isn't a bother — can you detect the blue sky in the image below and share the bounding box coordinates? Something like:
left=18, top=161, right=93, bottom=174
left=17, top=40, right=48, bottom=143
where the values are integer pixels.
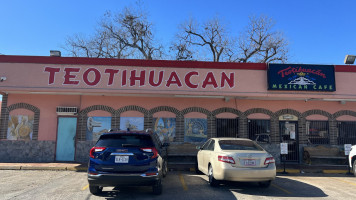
left=0, top=0, right=356, bottom=65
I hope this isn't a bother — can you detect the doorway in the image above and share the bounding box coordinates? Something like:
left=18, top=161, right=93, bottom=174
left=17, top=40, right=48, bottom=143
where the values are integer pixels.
left=56, top=117, right=77, bottom=161
left=279, top=120, right=299, bottom=162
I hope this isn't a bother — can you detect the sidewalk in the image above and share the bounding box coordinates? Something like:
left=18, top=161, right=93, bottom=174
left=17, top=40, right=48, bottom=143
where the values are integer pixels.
left=276, top=163, right=351, bottom=174
left=0, top=162, right=87, bottom=171
left=0, top=162, right=352, bottom=174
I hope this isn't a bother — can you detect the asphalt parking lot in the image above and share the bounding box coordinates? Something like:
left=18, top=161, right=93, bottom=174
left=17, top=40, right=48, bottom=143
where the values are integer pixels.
left=1, top=170, right=356, bottom=200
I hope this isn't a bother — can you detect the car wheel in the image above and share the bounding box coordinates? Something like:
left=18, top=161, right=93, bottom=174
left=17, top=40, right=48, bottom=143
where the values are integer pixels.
left=162, top=160, right=168, bottom=178
left=208, top=165, right=218, bottom=187
left=89, top=185, right=103, bottom=195
left=152, top=179, right=162, bottom=195
left=259, top=180, right=272, bottom=188
left=353, top=160, right=356, bottom=177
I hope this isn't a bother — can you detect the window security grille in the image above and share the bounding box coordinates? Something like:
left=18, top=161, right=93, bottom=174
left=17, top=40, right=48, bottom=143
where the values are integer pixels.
left=248, top=119, right=271, bottom=143
left=337, top=121, right=356, bottom=145
left=216, top=118, right=238, bottom=138
left=306, top=121, right=329, bottom=145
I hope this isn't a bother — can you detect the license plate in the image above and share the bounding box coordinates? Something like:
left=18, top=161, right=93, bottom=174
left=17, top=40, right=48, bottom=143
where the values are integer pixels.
left=243, top=159, right=256, bottom=166
left=115, top=156, right=129, bottom=163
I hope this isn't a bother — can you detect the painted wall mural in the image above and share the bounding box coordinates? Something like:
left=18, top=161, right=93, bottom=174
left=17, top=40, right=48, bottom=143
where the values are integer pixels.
left=153, top=118, right=176, bottom=142
left=184, top=118, right=207, bottom=142
left=7, top=115, right=34, bottom=140
left=86, top=117, right=111, bottom=141
left=120, top=117, right=144, bottom=131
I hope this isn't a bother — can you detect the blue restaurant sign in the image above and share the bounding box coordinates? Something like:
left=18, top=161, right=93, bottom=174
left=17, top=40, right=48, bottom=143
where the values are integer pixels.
left=268, top=64, right=336, bottom=92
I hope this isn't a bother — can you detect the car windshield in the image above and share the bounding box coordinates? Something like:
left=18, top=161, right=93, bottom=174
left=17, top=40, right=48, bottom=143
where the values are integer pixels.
left=96, top=134, right=154, bottom=148
left=219, top=140, right=263, bottom=151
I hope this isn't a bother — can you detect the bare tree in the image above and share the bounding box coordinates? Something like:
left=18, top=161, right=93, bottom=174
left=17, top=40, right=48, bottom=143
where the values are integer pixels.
left=172, top=17, right=233, bottom=62
left=170, top=41, right=193, bottom=61
left=64, top=30, right=129, bottom=58
left=231, top=15, right=289, bottom=63
left=64, top=7, right=163, bottom=60
left=173, top=15, right=289, bottom=63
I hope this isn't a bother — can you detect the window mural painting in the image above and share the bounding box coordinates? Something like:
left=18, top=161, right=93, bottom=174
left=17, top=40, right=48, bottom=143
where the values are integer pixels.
left=120, top=117, right=144, bottom=131
left=7, top=115, right=34, bottom=140
left=153, top=118, right=176, bottom=142
left=184, top=118, right=207, bottom=142
left=86, top=117, right=112, bottom=141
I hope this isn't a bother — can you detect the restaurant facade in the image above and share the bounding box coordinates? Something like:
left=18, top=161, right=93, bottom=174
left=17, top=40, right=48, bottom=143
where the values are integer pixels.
left=1, top=54, right=356, bottom=164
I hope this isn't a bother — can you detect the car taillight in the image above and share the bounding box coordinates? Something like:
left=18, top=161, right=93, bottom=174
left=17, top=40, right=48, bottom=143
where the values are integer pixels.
left=141, top=147, right=158, bottom=159
left=218, top=155, right=235, bottom=164
left=89, top=147, right=106, bottom=158
left=264, top=157, right=275, bottom=165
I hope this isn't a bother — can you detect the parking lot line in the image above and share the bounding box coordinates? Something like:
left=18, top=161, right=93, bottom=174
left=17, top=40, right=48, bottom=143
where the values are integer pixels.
left=179, top=173, right=188, bottom=191
left=81, top=184, right=89, bottom=191
left=271, top=183, right=292, bottom=195
left=330, top=178, right=356, bottom=187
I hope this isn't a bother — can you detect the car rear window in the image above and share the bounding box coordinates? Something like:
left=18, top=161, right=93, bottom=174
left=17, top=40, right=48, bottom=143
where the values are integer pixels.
left=218, top=140, right=263, bottom=151
left=96, top=134, right=154, bottom=147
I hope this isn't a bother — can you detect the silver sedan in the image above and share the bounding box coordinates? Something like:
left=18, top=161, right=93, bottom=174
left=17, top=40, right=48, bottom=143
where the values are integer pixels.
left=197, top=138, right=276, bottom=187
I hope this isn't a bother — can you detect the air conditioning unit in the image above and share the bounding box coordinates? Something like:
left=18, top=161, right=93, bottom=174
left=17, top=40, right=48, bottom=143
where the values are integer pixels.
left=56, top=107, right=78, bottom=115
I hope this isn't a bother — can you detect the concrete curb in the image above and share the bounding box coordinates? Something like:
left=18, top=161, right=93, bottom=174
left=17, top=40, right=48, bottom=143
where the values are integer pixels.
left=277, top=169, right=301, bottom=174
left=322, top=170, right=349, bottom=174
left=0, top=164, right=351, bottom=174
left=20, top=166, right=68, bottom=170
left=67, top=166, right=87, bottom=172
left=0, top=166, right=21, bottom=170
left=276, top=169, right=350, bottom=174
left=0, top=163, right=88, bottom=171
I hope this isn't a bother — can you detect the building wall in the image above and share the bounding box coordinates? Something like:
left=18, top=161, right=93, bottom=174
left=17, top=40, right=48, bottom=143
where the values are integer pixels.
left=1, top=56, right=356, bottom=163
left=2, top=93, right=356, bottom=163
left=4, top=94, right=356, bottom=142
left=0, top=140, right=55, bottom=162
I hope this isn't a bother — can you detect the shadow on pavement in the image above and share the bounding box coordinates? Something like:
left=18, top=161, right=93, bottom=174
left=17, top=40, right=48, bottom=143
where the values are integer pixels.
left=92, top=172, right=238, bottom=200
left=225, top=176, right=327, bottom=198
left=87, top=172, right=339, bottom=199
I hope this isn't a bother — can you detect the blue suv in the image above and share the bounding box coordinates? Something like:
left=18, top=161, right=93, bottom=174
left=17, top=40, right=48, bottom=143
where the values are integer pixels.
left=87, top=129, right=169, bottom=195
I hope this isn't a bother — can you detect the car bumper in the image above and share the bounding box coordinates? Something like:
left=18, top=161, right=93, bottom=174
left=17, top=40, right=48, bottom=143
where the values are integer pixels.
left=88, top=172, right=160, bottom=187
left=213, top=163, right=276, bottom=182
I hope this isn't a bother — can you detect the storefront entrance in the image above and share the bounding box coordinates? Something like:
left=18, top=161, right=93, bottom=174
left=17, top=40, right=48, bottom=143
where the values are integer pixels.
left=56, top=117, right=77, bottom=161
left=279, top=115, right=299, bottom=163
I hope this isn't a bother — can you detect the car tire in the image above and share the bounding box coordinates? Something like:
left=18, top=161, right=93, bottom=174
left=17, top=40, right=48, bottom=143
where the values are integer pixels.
left=162, top=160, right=168, bottom=178
left=208, top=165, right=218, bottom=187
left=259, top=180, right=272, bottom=188
left=353, top=160, right=356, bottom=177
left=152, top=179, right=162, bottom=195
left=89, top=185, right=103, bottom=195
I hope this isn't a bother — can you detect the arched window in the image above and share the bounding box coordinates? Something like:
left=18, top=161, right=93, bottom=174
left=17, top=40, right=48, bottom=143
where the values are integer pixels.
left=152, top=111, right=177, bottom=142
left=336, top=115, right=356, bottom=145
left=215, top=112, right=238, bottom=138
left=306, top=115, right=329, bottom=145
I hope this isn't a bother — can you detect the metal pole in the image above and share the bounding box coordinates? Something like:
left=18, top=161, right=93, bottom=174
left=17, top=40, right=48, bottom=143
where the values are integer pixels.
left=281, top=155, right=288, bottom=174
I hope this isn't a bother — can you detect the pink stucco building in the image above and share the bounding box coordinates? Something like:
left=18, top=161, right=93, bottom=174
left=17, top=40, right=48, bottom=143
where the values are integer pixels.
left=1, top=54, right=356, bottom=164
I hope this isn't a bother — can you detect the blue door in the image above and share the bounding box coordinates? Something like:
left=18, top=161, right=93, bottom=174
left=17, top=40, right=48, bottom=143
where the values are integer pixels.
left=56, top=117, right=77, bottom=161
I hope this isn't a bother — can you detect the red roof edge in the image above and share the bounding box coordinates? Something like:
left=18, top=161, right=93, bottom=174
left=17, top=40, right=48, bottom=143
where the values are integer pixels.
left=334, top=65, right=356, bottom=72
left=0, top=55, right=266, bottom=70
left=2, top=55, right=356, bottom=72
